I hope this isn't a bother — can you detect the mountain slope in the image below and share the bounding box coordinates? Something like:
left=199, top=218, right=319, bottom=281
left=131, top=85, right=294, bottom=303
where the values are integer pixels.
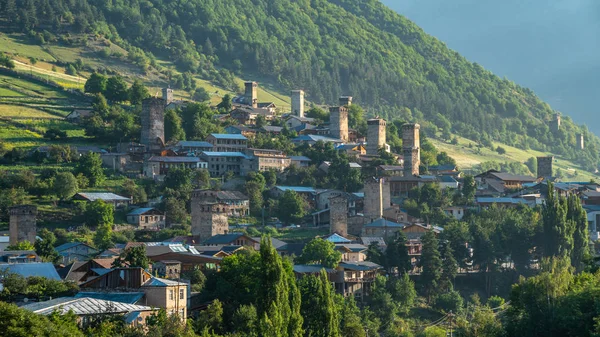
left=381, top=0, right=600, bottom=136
left=0, top=0, right=598, bottom=170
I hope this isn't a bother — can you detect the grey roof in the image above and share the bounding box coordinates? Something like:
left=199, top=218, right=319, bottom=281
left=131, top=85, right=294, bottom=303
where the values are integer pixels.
left=177, top=141, right=213, bottom=148
left=261, top=126, right=283, bottom=132
left=143, top=277, right=187, bottom=287
left=22, top=297, right=153, bottom=315
left=148, top=156, right=203, bottom=163
left=75, top=192, right=130, bottom=202
left=289, top=156, right=311, bottom=161
left=488, top=172, right=537, bottom=182
left=0, top=262, right=60, bottom=280
left=216, top=190, right=249, bottom=201
left=127, top=208, right=162, bottom=216
left=293, top=264, right=335, bottom=274
left=360, top=237, right=387, bottom=247
left=203, top=234, right=248, bottom=245
left=338, top=261, right=382, bottom=271
left=274, top=186, right=316, bottom=193
left=55, top=242, right=96, bottom=252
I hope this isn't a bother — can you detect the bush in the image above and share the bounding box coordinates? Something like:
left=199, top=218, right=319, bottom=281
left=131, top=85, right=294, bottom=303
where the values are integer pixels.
left=487, top=295, right=505, bottom=309
left=434, top=288, right=463, bottom=313
left=496, top=146, right=506, bottom=155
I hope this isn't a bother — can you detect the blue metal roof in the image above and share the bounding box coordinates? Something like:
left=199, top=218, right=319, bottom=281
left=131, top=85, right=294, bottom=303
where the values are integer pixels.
left=201, top=151, right=251, bottom=158
left=55, top=242, right=92, bottom=252
left=177, top=141, right=212, bottom=148
left=363, top=218, right=405, bottom=228
left=127, top=208, right=158, bottom=216
left=476, top=197, right=527, bottom=204
left=274, top=186, right=316, bottom=193
left=289, top=156, right=311, bottom=161
left=75, top=292, right=145, bottom=304
left=323, top=233, right=351, bottom=243
left=203, top=234, right=246, bottom=245
left=339, top=261, right=382, bottom=271
left=292, top=135, right=342, bottom=143
left=0, top=262, right=60, bottom=280
left=210, top=133, right=247, bottom=140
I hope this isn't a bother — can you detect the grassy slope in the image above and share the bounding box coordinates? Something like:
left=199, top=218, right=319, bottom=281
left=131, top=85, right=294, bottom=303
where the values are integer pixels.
left=430, top=135, right=597, bottom=182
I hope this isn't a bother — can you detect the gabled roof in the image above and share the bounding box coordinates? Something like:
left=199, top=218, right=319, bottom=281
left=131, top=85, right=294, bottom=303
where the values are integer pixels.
left=439, top=175, right=458, bottom=183
left=127, top=208, right=163, bottom=216
left=23, top=297, right=153, bottom=315
left=203, top=233, right=252, bottom=245
left=363, top=218, right=405, bottom=228
left=323, top=233, right=352, bottom=243
left=143, top=277, right=187, bottom=287
left=55, top=242, right=97, bottom=252
left=335, top=244, right=367, bottom=252
left=0, top=262, right=60, bottom=280
left=209, top=133, right=248, bottom=140
left=293, top=264, right=335, bottom=274
left=338, top=261, right=382, bottom=271
left=216, top=190, right=249, bottom=201
left=360, top=237, right=387, bottom=247
left=74, top=192, right=130, bottom=202
left=261, top=126, right=284, bottom=132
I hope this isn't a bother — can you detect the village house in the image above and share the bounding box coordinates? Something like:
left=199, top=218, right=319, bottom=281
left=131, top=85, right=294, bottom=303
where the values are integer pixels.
left=73, top=192, right=132, bottom=208
left=335, top=244, right=368, bottom=262
left=65, top=109, right=93, bottom=123
left=175, top=141, right=213, bottom=155
left=79, top=267, right=189, bottom=320
left=289, top=155, right=312, bottom=168
left=127, top=208, right=165, bottom=229
left=259, top=125, right=284, bottom=135
left=229, top=106, right=275, bottom=125
left=444, top=206, right=467, bottom=220
left=153, top=260, right=182, bottom=279
left=361, top=218, right=406, bottom=238
left=100, top=153, right=130, bottom=173
left=144, top=156, right=208, bottom=177
left=205, top=133, right=248, bottom=152
left=224, top=125, right=258, bottom=138
left=475, top=170, right=538, bottom=194
left=388, top=175, right=438, bottom=198
left=200, top=151, right=253, bottom=177
left=211, top=190, right=250, bottom=217
left=246, top=148, right=291, bottom=172
left=285, top=115, right=316, bottom=129
left=376, top=165, right=405, bottom=176
left=336, top=143, right=366, bottom=156
left=55, top=242, right=99, bottom=264
left=0, top=250, right=39, bottom=263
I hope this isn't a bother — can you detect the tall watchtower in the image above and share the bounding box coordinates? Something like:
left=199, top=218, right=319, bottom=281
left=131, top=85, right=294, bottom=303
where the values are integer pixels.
left=9, top=205, right=37, bottom=245
left=190, top=190, right=229, bottom=242
left=367, top=118, right=387, bottom=156
left=577, top=133, right=584, bottom=150
left=244, top=81, right=258, bottom=108
left=291, top=90, right=305, bottom=117
left=402, top=123, right=421, bottom=176
left=537, top=156, right=554, bottom=179
left=329, top=106, right=349, bottom=142
left=162, top=87, right=174, bottom=105
left=364, top=177, right=383, bottom=222
left=339, top=96, right=352, bottom=107
left=329, top=194, right=348, bottom=237
left=141, top=97, right=165, bottom=151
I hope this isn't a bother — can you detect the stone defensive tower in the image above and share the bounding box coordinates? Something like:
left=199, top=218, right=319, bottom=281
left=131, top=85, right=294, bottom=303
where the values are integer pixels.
left=363, top=177, right=383, bottom=222
left=382, top=177, right=391, bottom=210
left=329, top=194, right=348, bottom=237
left=367, top=118, right=387, bottom=156
left=191, top=190, right=229, bottom=242
left=551, top=113, right=561, bottom=132
left=244, top=81, right=258, bottom=108
left=162, top=87, right=174, bottom=105
left=537, top=156, right=554, bottom=179
left=329, top=106, right=349, bottom=142
left=577, top=133, right=584, bottom=150
left=402, top=123, right=421, bottom=176
left=339, top=96, right=352, bottom=107
left=141, top=97, right=165, bottom=150
left=9, top=205, right=37, bottom=245
left=291, top=90, right=305, bottom=117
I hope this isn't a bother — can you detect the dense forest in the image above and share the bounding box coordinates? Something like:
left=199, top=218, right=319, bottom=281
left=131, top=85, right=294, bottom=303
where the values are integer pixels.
left=0, top=0, right=598, bottom=170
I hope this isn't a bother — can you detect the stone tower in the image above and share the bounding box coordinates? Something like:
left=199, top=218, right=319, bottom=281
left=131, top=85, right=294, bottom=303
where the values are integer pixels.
left=141, top=97, right=165, bottom=150
left=339, top=96, right=352, bottom=107
left=382, top=177, right=391, bottom=210
left=577, top=133, right=584, bottom=150
left=291, top=90, right=305, bottom=117
left=537, top=156, right=554, bottom=179
left=329, top=194, right=348, bottom=237
left=402, top=123, right=421, bottom=176
left=551, top=114, right=561, bottom=132
left=367, top=118, right=387, bottom=156
left=244, top=81, right=258, bottom=108
left=190, top=190, right=229, bottom=242
left=162, top=87, right=174, bottom=105
left=329, top=106, right=349, bottom=142
left=9, top=205, right=37, bottom=245
left=363, top=177, right=383, bottom=222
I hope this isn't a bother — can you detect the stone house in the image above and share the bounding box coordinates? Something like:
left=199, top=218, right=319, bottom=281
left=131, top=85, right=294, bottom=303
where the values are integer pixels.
left=127, top=208, right=165, bottom=229
left=246, top=148, right=291, bottom=172
left=200, top=151, right=253, bottom=177
left=205, top=134, right=248, bottom=152
left=55, top=242, right=99, bottom=264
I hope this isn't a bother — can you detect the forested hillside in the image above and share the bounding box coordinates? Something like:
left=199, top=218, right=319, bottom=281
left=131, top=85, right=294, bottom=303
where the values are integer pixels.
left=1, top=0, right=598, bottom=170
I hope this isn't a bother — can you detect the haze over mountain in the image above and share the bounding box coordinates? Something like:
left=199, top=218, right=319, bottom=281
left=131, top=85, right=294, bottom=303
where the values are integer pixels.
left=383, top=0, right=600, bottom=135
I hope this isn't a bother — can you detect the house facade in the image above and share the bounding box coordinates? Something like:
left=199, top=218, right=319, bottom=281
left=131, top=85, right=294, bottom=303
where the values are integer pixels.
left=205, top=134, right=248, bottom=152
left=127, top=208, right=165, bottom=229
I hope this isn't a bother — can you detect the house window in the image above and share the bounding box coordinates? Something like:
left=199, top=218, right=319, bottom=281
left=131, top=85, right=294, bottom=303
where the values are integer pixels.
left=169, top=289, right=174, bottom=300
left=179, top=289, right=184, bottom=299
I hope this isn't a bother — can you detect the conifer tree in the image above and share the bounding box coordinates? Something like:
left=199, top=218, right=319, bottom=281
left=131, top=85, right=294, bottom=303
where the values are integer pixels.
left=385, top=231, right=412, bottom=276
left=299, top=269, right=340, bottom=337
left=566, top=194, right=590, bottom=270
left=441, top=243, right=458, bottom=291
left=542, top=184, right=573, bottom=258
left=419, top=230, right=442, bottom=301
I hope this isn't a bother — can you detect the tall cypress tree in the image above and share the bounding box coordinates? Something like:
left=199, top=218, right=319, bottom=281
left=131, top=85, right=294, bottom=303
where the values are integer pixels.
left=419, top=230, right=442, bottom=301
left=385, top=231, right=412, bottom=276
left=542, top=184, right=572, bottom=258
left=566, top=194, right=589, bottom=270
left=440, top=243, right=458, bottom=291
left=299, top=269, right=340, bottom=337
left=257, top=237, right=303, bottom=337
